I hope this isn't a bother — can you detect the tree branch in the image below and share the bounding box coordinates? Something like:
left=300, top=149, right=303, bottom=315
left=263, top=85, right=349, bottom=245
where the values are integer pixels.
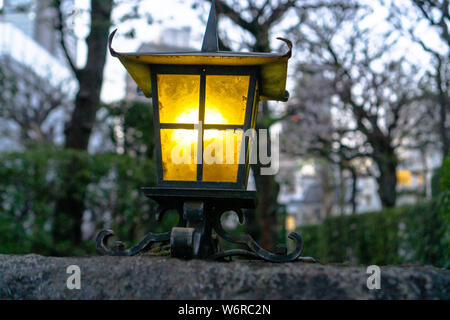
left=54, top=0, right=79, bottom=77
left=214, top=0, right=256, bottom=34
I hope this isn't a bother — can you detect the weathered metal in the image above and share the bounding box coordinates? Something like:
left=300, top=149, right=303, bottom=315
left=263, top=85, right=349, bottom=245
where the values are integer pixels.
left=109, top=32, right=291, bottom=102
left=201, top=0, right=219, bottom=52
left=97, top=188, right=308, bottom=262
left=96, top=230, right=170, bottom=257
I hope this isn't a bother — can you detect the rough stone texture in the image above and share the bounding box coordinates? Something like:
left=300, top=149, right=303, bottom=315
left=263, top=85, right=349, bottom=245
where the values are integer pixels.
left=0, top=254, right=448, bottom=300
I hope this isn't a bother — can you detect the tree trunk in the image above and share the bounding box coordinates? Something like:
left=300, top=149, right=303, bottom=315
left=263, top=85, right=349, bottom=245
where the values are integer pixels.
left=349, top=167, right=357, bottom=214
left=436, top=59, right=449, bottom=157
left=250, top=31, right=279, bottom=250
left=52, top=157, right=89, bottom=251
left=375, top=151, right=398, bottom=208
left=338, top=164, right=345, bottom=213
left=53, top=0, right=113, bottom=251
left=65, top=0, right=113, bottom=150
left=319, top=161, right=335, bottom=218
left=252, top=161, right=280, bottom=250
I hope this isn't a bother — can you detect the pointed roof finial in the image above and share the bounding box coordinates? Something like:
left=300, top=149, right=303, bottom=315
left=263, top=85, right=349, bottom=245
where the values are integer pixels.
left=201, top=0, right=219, bottom=52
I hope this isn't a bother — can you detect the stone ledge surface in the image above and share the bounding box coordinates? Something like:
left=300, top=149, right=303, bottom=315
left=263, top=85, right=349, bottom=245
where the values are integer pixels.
left=0, top=254, right=448, bottom=300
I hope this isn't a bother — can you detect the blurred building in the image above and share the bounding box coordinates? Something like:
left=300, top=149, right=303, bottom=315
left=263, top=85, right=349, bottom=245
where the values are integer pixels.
left=0, top=0, right=76, bottom=84
left=396, top=147, right=442, bottom=205
left=278, top=148, right=441, bottom=228
left=278, top=155, right=382, bottom=227
left=0, top=0, right=77, bottom=150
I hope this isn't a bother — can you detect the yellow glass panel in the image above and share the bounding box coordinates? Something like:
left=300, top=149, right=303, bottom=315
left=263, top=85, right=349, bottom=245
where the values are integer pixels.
left=205, top=75, right=250, bottom=125
left=157, top=74, right=200, bottom=123
left=160, top=129, right=198, bottom=181
left=203, top=129, right=243, bottom=182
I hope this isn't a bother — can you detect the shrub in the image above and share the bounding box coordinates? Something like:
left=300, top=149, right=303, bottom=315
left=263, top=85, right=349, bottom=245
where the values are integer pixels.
left=0, top=147, right=178, bottom=255
left=299, top=157, right=449, bottom=267
left=299, top=201, right=449, bottom=267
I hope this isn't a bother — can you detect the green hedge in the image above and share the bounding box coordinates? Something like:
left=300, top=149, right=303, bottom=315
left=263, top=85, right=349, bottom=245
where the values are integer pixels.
left=0, top=148, right=177, bottom=255
left=299, top=157, right=449, bottom=268
left=1, top=148, right=448, bottom=264
left=299, top=201, right=449, bottom=267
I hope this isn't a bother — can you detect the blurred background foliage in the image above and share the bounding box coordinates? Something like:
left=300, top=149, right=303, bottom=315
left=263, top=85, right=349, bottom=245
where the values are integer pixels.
left=0, top=149, right=448, bottom=266
left=0, top=147, right=171, bottom=256
left=300, top=199, right=449, bottom=268
left=298, top=157, right=449, bottom=267
left=300, top=157, right=449, bottom=268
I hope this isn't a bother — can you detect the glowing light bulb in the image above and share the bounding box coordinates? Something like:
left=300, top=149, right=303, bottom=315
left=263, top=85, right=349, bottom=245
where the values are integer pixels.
left=175, top=109, right=199, bottom=124
left=205, top=107, right=225, bottom=124
left=171, top=107, right=228, bottom=144
left=172, top=109, right=198, bottom=146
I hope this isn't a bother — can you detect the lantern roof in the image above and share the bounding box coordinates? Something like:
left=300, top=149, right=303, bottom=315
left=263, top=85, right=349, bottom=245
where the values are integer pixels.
left=109, top=1, right=292, bottom=101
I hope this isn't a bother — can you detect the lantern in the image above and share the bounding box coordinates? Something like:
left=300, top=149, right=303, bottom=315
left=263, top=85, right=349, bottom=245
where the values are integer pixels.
left=150, top=64, right=257, bottom=189
left=97, top=1, right=309, bottom=263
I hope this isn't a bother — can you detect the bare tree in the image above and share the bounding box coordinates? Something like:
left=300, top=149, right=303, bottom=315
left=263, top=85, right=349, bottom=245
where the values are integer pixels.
left=389, top=0, right=449, bottom=157
left=284, top=8, right=436, bottom=208
left=48, top=0, right=114, bottom=249
left=281, top=64, right=355, bottom=215
left=0, top=56, right=71, bottom=146
left=411, top=0, right=449, bottom=46
left=51, top=0, right=149, bottom=249
left=53, top=0, right=113, bottom=150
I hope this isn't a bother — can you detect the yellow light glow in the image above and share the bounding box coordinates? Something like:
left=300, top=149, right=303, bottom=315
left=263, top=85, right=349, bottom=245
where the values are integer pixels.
left=397, top=170, right=412, bottom=186
left=160, top=129, right=197, bottom=181
left=171, top=108, right=226, bottom=143
left=417, top=172, right=424, bottom=186
left=162, top=110, right=243, bottom=182
left=157, top=74, right=250, bottom=183
left=203, top=129, right=243, bottom=182
left=175, top=108, right=197, bottom=123
left=171, top=108, right=199, bottom=147
left=204, top=109, right=226, bottom=126
left=286, top=216, right=296, bottom=232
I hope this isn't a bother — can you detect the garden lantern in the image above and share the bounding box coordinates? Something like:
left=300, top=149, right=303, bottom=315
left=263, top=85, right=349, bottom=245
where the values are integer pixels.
left=97, top=1, right=306, bottom=262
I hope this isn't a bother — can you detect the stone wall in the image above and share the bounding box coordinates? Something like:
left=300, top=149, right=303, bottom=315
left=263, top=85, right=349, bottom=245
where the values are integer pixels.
left=0, top=254, right=448, bottom=299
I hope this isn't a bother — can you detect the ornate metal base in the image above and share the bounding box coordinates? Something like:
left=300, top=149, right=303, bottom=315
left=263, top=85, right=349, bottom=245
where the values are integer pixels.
left=96, top=188, right=313, bottom=263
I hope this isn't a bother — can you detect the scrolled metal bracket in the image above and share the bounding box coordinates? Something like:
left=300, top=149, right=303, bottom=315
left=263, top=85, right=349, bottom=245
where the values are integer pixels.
left=96, top=229, right=171, bottom=256
left=96, top=202, right=185, bottom=256
left=96, top=188, right=315, bottom=263
left=209, top=208, right=310, bottom=263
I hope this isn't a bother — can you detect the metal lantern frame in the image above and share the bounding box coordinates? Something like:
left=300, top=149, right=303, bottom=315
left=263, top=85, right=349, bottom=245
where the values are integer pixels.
left=96, top=1, right=312, bottom=263
left=151, top=64, right=258, bottom=190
